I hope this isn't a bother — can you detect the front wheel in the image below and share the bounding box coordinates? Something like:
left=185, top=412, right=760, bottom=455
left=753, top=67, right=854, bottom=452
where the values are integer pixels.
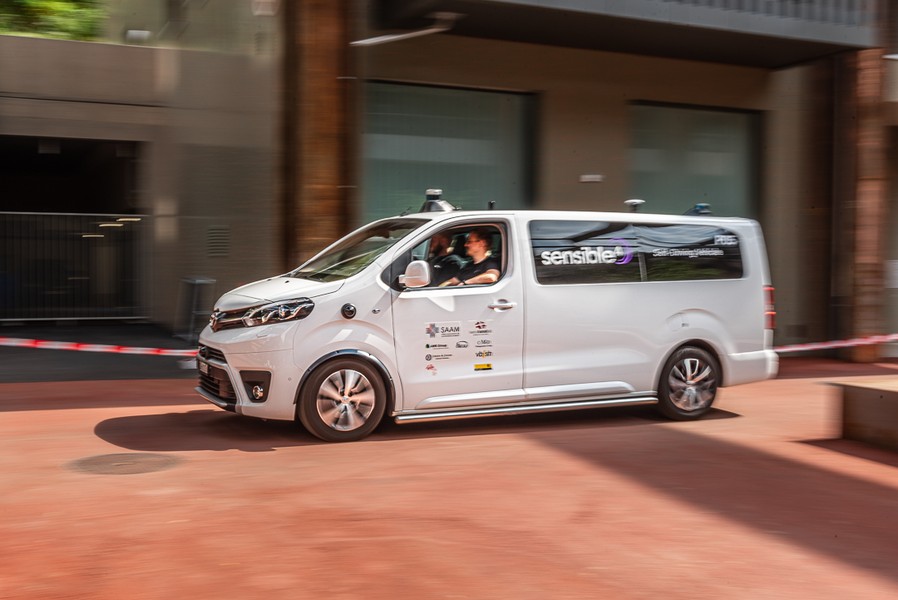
left=298, top=358, right=387, bottom=442
left=657, top=347, right=720, bottom=420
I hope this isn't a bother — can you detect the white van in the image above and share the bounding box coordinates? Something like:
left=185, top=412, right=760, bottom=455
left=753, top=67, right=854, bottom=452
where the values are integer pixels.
left=196, top=205, right=778, bottom=442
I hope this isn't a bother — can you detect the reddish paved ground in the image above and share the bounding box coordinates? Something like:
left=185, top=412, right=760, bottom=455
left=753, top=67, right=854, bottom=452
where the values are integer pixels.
left=2, top=357, right=898, bottom=599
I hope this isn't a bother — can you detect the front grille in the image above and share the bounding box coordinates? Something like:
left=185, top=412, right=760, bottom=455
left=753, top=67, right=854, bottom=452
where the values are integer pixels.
left=199, top=364, right=237, bottom=405
left=210, top=308, right=249, bottom=332
left=198, top=345, right=227, bottom=364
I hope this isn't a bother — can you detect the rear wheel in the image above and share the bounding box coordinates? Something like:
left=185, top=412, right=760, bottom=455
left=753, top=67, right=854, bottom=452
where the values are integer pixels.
left=298, top=358, right=387, bottom=442
left=657, top=346, right=719, bottom=420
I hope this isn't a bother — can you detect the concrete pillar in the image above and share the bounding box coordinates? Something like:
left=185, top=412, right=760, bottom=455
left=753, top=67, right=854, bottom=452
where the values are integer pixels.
left=281, top=0, right=352, bottom=269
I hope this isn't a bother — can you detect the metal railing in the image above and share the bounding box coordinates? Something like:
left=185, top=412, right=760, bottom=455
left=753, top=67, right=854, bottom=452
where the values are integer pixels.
left=0, top=212, right=147, bottom=321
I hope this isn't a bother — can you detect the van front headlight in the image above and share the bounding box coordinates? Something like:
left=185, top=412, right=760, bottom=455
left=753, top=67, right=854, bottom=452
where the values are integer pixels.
left=241, top=298, right=315, bottom=328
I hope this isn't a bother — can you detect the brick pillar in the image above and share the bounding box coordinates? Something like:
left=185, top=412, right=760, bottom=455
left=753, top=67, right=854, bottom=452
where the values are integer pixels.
left=849, top=49, right=888, bottom=362
left=282, top=0, right=352, bottom=269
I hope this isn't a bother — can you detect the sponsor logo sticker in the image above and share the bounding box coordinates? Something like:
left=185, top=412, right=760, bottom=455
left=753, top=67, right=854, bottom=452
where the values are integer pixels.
left=474, top=363, right=493, bottom=371
left=427, top=322, right=461, bottom=338
left=651, top=247, right=723, bottom=258
left=714, top=235, right=738, bottom=246
left=469, top=320, right=493, bottom=336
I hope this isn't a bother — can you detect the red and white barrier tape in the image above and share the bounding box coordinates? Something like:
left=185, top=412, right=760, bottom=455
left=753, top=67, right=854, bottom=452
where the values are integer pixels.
left=2, top=333, right=898, bottom=358
left=773, top=333, right=898, bottom=354
left=0, top=337, right=197, bottom=357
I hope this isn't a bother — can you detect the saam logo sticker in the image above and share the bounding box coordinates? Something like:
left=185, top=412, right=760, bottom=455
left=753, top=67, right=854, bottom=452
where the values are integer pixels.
left=426, top=322, right=462, bottom=338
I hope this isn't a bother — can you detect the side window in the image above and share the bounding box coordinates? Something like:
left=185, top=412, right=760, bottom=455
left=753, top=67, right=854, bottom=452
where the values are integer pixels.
left=528, top=220, right=744, bottom=286
left=387, top=224, right=508, bottom=290
left=423, top=229, right=465, bottom=286
left=637, top=224, right=743, bottom=281
left=410, top=239, right=429, bottom=262
left=426, top=224, right=505, bottom=287
left=530, top=220, right=641, bottom=285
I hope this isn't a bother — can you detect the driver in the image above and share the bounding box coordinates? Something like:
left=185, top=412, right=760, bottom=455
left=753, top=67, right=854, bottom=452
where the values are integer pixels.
left=428, top=231, right=464, bottom=285
left=440, top=228, right=500, bottom=286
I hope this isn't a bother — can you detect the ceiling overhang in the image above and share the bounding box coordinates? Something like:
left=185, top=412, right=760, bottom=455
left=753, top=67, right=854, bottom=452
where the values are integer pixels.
left=373, top=0, right=879, bottom=69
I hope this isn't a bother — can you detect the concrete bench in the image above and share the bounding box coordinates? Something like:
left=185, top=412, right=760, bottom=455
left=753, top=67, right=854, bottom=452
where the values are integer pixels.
left=836, top=378, right=898, bottom=452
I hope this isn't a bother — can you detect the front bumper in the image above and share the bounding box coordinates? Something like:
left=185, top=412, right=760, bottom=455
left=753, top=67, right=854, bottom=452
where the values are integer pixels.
left=195, top=343, right=297, bottom=420
left=197, top=349, right=238, bottom=412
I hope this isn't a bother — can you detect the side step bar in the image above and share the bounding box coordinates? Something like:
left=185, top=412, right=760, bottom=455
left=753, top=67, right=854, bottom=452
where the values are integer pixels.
left=394, top=396, right=658, bottom=425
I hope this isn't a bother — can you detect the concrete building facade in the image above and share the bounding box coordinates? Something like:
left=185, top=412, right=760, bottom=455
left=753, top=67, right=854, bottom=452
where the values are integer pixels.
left=1, top=0, right=896, bottom=358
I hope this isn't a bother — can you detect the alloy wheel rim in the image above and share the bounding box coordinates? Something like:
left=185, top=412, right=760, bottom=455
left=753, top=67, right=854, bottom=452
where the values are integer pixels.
left=316, top=369, right=376, bottom=431
left=668, top=357, right=716, bottom=412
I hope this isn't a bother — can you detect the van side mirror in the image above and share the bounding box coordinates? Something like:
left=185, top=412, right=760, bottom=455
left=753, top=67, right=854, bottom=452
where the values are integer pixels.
left=399, top=260, right=432, bottom=288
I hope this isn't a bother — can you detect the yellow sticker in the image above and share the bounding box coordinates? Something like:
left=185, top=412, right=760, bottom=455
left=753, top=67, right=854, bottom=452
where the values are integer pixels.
left=474, top=363, right=493, bottom=371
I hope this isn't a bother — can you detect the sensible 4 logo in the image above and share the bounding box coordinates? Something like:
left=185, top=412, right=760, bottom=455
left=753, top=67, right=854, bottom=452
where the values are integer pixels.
left=539, top=239, right=633, bottom=266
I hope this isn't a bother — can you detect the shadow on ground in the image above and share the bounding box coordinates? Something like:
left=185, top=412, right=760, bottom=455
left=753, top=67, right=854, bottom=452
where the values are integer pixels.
left=93, top=403, right=739, bottom=453
left=531, top=422, right=898, bottom=585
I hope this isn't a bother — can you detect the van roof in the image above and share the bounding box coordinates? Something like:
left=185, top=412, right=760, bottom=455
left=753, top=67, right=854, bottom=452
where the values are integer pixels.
left=395, top=209, right=759, bottom=227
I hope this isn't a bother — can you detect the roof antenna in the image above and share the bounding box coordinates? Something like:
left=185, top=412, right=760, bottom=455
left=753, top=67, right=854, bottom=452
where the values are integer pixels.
left=684, top=203, right=712, bottom=215
left=488, top=201, right=495, bottom=210
left=625, top=199, right=645, bottom=212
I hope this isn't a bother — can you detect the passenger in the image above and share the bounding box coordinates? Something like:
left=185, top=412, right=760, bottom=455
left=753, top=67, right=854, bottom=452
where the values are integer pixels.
left=441, top=228, right=500, bottom=286
left=428, top=231, right=464, bottom=285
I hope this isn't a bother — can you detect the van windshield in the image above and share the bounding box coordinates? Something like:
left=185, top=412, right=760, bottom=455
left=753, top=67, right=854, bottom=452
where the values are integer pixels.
left=289, top=218, right=427, bottom=282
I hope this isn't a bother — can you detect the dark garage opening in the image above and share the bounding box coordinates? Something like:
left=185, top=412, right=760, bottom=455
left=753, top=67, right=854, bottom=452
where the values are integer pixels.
left=0, top=136, right=144, bottom=320
left=0, top=135, right=139, bottom=214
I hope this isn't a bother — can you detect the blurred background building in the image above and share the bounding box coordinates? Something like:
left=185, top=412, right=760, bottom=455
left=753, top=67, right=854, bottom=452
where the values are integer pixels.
left=0, top=0, right=896, bottom=359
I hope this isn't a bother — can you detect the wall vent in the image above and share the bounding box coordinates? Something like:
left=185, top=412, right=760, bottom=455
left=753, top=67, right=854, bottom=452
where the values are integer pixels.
left=207, top=226, right=230, bottom=258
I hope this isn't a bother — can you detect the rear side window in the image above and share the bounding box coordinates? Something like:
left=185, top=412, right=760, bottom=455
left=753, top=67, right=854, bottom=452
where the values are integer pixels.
left=529, top=220, right=743, bottom=285
left=637, top=224, right=743, bottom=281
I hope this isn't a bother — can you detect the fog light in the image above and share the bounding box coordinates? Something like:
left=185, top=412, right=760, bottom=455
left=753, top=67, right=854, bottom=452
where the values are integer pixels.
left=240, top=370, right=272, bottom=403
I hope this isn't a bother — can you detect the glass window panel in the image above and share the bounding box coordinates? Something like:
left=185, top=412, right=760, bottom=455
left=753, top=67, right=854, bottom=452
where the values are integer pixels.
left=362, top=83, right=533, bottom=222
left=636, top=224, right=744, bottom=281
left=528, top=220, right=744, bottom=285
left=529, top=220, right=641, bottom=285
left=630, top=104, right=759, bottom=218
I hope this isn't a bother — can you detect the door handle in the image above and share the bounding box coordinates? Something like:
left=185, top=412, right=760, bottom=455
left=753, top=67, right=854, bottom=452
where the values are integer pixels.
left=488, top=300, right=517, bottom=311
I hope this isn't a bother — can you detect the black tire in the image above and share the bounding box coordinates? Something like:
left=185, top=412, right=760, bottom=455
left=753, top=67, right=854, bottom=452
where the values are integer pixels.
left=297, top=358, right=387, bottom=442
left=656, top=346, right=720, bottom=421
